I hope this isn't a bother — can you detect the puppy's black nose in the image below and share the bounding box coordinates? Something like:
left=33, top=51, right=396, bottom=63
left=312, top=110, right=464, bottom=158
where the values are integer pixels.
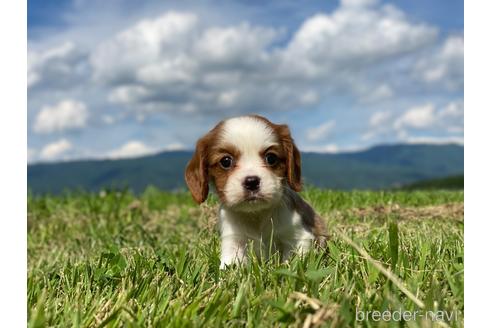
left=243, top=176, right=261, bottom=191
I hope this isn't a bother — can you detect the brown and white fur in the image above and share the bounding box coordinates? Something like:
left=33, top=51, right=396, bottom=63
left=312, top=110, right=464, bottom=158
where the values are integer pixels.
left=185, top=115, right=327, bottom=268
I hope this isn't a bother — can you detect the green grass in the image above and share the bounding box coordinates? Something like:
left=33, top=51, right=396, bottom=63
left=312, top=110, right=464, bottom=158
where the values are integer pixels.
left=27, top=187, right=464, bottom=327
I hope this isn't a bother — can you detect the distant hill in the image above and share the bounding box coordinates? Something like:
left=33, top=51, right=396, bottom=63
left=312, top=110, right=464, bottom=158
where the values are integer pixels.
left=401, top=175, right=464, bottom=190
left=27, top=144, right=464, bottom=194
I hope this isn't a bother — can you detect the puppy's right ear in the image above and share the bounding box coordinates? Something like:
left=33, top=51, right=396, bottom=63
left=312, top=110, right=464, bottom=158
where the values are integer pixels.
left=185, top=136, right=210, bottom=204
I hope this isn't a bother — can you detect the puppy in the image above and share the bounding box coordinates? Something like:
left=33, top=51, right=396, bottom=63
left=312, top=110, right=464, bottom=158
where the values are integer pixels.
left=185, top=115, right=327, bottom=268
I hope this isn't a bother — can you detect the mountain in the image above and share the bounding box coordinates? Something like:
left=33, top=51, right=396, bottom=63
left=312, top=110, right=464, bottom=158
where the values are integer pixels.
left=27, top=144, right=464, bottom=194
left=401, top=175, right=464, bottom=190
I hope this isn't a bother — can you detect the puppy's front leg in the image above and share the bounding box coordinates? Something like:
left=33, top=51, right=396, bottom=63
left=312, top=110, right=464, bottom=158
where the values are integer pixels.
left=220, top=235, right=247, bottom=269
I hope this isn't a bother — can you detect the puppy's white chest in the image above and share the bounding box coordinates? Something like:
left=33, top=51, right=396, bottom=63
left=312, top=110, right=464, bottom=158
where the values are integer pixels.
left=218, top=203, right=314, bottom=267
left=219, top=205, right=303, bottom=239
left=219, top=207, right=273, bottom=241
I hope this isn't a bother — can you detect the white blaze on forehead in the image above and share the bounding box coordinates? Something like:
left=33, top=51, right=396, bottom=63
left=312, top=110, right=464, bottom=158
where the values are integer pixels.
left=220, top=116, right=284, bottom=208
left=219, top=116, right=278, bottom=153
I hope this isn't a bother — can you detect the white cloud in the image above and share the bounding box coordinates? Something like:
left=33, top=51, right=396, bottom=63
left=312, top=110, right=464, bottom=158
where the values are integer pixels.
left=404, top=136, right=464, bottom=145
left=414, top=35, right=464, bottom=90
left=107, top=85, right=150, bottom=104
left=438, top=100, right=464, bottom=133
left=164, top=142, right=186, bottom=151
left=34, top=99, right=89, bottom=134
left=194, top=22, right=278, bottom=67
left=439, top=100, right=464, bottom=119
left=299, top=90, right=319, bottom=105
left=360, top=84, right=393, bottom=103
left=107, top=141, right=156, bottom=159
left=362, top=111, right=392, bottom=141
left=395, top=100, right=463, bottom=132
left=217, top=89, right=240, bottom=108
left=364, top=100, right=463, bottom=144
left=394, top=104, right=435, bottom=129
left=341, top=0, right=378, bottom=7
left=90, top=11, right=198, bottom=85
left=27, top=1, right=463, bottom=158
left=87, top=3, right=437, bottom=116
left=369, top=111, right=392, bottom=127
left=135, top=56, right=195, bottom=85
left=91, top=12, right=286, bottom=114
left=306, top=120, right=336, bottom=141
left=281, top=2, right=437, bottom=79
left=303, top=143, right=368, bottom=153
left=321, top=143, right=339, bottom=153
left=40, top=139, right=72, bottom=160
left=303, top=143, right=339, bottom=153
left=27, top=148, right=36, bottom=163
left=28, top=42, right=88, bottom=89
left=102, top=115, right=115, bottom=125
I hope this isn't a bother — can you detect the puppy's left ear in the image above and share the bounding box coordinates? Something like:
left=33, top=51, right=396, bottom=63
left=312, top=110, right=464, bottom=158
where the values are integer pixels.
left=276, top=124, right=302, bottom=192
left=185, top=136, right=210, bottom=204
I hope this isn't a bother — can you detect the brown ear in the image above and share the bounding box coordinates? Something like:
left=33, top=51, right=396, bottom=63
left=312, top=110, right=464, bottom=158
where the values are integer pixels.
left=276, top=124, right=302, bottom=192
left=185, top=137, right=210, bottom=204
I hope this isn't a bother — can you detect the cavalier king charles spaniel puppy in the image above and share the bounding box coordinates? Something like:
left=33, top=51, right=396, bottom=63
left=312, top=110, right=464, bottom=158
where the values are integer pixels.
left=185, top=115, right=327, bottom=268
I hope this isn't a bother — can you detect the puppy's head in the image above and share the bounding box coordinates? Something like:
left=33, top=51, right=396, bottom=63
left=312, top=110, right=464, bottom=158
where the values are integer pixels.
left=185, top=115, right=301, bottom=212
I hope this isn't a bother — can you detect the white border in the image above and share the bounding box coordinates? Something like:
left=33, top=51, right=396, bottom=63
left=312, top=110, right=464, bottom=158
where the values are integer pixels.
left=0, top=0, right=27, bottom=325
left=465, top=1, right=492, bottom=327
left=0, top=0, right=480, bottom=325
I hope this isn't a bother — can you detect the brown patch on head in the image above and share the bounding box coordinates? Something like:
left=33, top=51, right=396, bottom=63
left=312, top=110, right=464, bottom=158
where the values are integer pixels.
left=207, top=143, right=241, bottom=203
left=257, top=143, right=287, bottom=183
left=184, top=121, right=224, bottom=204
left=186, top=115, right=304, bottom=204
left=185, top=119, right=246, bottom=204
left=250, top=115, right=302, bottom=191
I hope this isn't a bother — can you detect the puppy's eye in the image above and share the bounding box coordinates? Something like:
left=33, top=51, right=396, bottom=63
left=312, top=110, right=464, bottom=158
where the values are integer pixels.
left=265, top=153, right=278, bottom=166
left=219, top=156, right=233, bottom=169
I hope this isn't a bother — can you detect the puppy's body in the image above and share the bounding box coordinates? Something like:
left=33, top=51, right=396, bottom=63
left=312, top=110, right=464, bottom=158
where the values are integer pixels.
left=185, top=115, right=327, bottom=268
left=220, top=188, right=326, bottom=267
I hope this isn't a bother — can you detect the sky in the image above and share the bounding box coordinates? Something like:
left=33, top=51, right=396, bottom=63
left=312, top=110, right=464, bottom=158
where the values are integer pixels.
left=27, top=0, right=464, bottom=163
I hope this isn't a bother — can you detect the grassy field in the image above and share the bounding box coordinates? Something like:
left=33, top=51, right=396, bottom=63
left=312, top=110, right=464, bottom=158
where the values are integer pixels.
left=27, top=187, right=464, bottom=327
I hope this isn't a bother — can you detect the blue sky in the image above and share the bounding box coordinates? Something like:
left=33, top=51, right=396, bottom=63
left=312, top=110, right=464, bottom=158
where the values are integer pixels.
left=27, top=0, right=463, bottom=162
